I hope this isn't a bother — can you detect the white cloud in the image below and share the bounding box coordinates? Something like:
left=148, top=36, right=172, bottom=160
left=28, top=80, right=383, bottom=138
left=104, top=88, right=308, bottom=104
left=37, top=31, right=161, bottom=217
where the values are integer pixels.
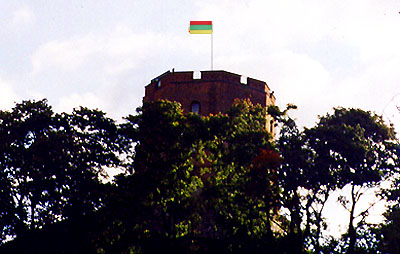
left=25, top=89, right=45, bottom=101
left=31, top=35, right=102, bottom=75
left=55, top=92, right=105, bottom=114
left=30, top=24, right=189, bottom=76
left=11, top=6, right=36, bottom=26
left=197, top=0, right=332, bottom=51
left=0, top=77, right=19, bottom=111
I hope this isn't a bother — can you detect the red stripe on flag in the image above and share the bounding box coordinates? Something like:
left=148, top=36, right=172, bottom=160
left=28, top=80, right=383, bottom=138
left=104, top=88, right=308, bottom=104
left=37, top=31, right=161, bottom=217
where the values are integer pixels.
left=190, top=21, right=212, bottom=25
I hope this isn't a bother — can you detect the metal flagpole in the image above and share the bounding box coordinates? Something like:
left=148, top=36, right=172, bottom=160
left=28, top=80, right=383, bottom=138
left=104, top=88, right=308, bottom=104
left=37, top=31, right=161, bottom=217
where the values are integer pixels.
left=211, top=32, right=213, bottom=70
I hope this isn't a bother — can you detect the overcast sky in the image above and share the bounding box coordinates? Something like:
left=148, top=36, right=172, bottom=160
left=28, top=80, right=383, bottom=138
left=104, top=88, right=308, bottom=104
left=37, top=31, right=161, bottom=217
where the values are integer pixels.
left=3, top=0, right=400, bottom=236
left=2, top=0, right=400, bottom=129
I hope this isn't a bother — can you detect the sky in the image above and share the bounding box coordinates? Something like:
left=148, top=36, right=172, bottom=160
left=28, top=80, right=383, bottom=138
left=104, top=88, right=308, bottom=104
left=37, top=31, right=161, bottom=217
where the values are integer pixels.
left=2, top=0, right=400, bottom=236
left=2, top=0, right=400, bottom=128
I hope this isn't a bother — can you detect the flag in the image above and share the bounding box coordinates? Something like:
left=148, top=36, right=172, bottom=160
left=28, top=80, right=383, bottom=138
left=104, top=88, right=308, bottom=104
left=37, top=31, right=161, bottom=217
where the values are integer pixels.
left=189, top=21, right=212, bottom=34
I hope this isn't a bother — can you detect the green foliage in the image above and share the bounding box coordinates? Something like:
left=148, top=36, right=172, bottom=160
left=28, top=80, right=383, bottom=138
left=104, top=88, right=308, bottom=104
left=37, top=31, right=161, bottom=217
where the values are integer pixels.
left=307, top=108, right=397, bottom=254
left=270, top=106, right=398, bottom=253
left=1, top=99, right=399, bottom=254
left=376, top=208, right=400, bottom=253
left=306, top=108, right=396, bottom=187
left=95, top=99, right=280, bottom=253
left=0, top=99, right=124, bottom=243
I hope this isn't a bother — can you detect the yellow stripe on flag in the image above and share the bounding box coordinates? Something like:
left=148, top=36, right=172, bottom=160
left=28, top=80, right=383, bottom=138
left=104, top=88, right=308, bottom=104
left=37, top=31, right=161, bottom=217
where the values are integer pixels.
left=189, top=29, right=213, bottom=34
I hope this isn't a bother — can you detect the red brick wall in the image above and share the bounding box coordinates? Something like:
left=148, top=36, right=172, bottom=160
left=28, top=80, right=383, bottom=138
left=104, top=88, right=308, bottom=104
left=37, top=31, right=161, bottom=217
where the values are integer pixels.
left=144, top=70, right=275, bottom=116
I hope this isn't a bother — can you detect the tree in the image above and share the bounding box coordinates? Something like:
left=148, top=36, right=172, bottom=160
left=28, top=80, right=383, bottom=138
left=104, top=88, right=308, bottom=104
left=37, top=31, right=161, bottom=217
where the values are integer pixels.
left=95, top=99, right=282, bottom=253
left=268, top=104, right=332, bottom=253
left=306, top=108, right=397, bottom=254
left=0, top=99, right=124, bottom=243
left=268, top=106, right=398, bottom=253
left=375, top=143, right=400, bottom=253
left=3, top=99, right=397, bottom=254
left=375, top=207, right=400, bottom=253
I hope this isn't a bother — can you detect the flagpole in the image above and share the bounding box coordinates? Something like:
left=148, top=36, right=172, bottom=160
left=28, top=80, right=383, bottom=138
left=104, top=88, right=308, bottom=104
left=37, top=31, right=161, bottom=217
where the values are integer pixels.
left=211, top=32, right=213, bottom=70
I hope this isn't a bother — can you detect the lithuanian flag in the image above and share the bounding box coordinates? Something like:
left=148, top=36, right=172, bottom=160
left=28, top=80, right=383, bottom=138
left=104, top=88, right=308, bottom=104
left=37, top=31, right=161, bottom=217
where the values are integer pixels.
left=189, top=21, right=213, bottom=34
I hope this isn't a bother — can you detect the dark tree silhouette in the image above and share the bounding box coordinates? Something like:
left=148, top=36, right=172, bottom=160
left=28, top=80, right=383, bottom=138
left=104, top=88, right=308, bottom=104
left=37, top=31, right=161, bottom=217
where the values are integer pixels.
left=0, top=99, right=124, bottom=244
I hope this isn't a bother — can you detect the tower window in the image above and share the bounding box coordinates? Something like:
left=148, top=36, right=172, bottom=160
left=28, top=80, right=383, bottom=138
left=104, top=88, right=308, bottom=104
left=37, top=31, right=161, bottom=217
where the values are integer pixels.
left=270, top=120, right=274, bottom=133
left=191, top=101, right=201, bottom=114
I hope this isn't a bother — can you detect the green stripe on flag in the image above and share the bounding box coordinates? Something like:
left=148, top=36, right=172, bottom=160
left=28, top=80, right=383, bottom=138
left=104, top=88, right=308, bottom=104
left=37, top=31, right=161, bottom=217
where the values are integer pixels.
left=190, top=25, right=212, bottom=30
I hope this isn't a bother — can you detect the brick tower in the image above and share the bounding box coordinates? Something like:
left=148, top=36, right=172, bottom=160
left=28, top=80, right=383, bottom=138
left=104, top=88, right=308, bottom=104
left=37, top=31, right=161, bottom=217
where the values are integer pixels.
left=144, top=70, right=276, bottom=135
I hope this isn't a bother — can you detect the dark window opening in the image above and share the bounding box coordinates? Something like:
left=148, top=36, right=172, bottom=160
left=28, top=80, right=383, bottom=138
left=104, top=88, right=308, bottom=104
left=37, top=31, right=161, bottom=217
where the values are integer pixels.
left=191, top=101, right=201, bottom=114
left=270, top=120, right=274, bottom=133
